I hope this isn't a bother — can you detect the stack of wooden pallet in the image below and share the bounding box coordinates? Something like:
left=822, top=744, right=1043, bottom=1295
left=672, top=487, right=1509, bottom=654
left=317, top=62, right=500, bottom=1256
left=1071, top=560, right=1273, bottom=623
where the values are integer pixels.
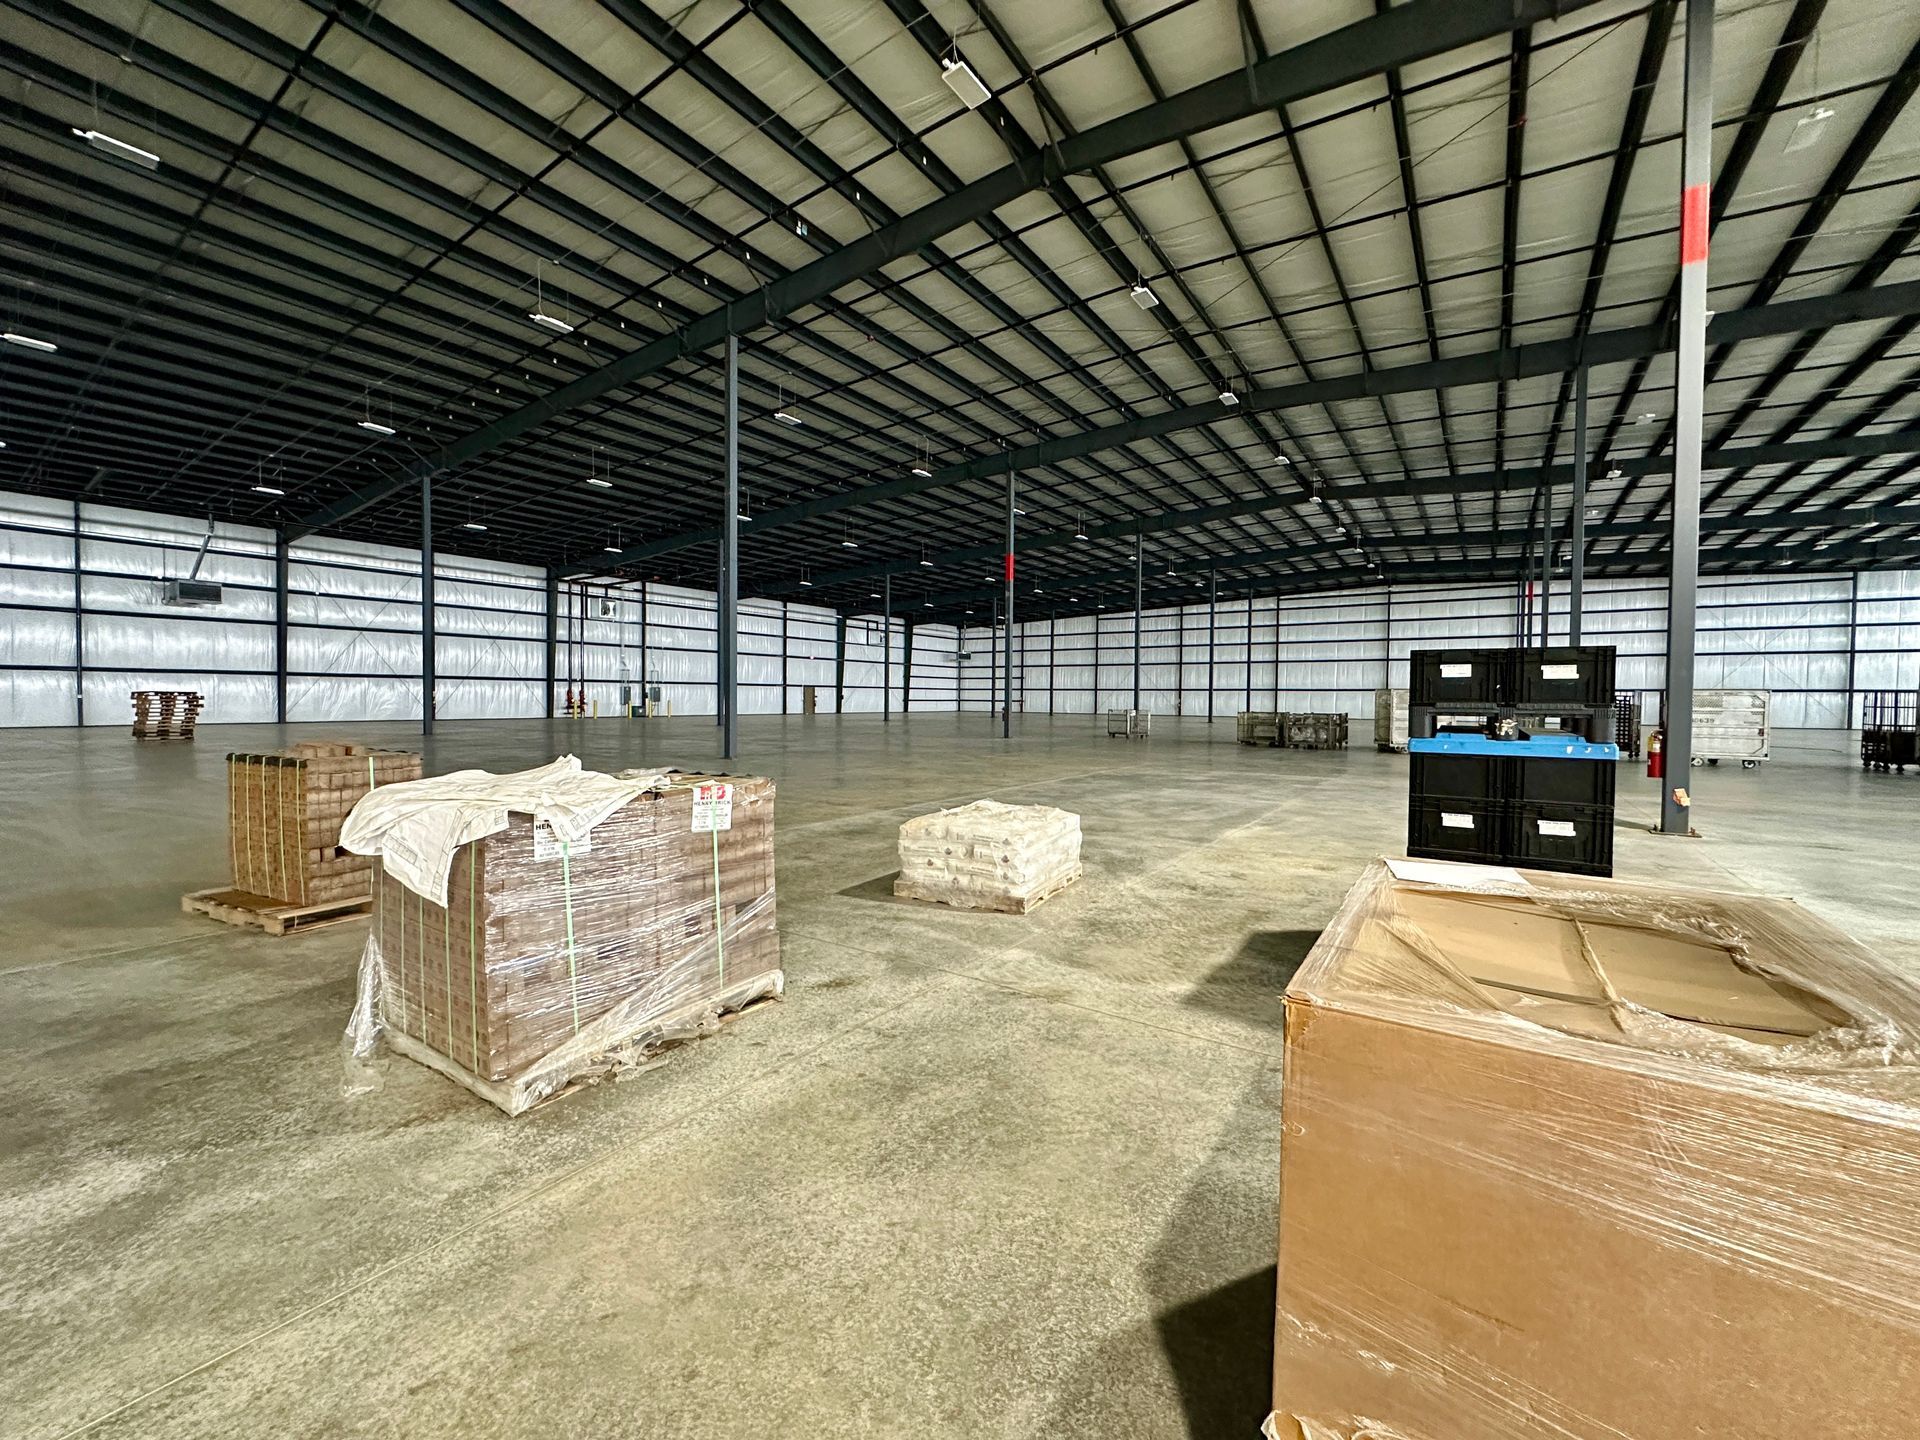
left=227, top=743, right=423, bottom=906
left=367, top=771, right=781, bottom=1114
left=131, top=690, right=203, bottom=740
left=894, top=800, right=1082, bottom=914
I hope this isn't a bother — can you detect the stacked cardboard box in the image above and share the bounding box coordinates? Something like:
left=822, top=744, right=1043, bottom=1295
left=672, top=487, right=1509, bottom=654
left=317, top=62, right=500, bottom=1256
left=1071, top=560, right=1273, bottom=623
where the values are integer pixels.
left=368, top=772, right=780, bottom=1112
left=894, top=800, right=1081, bottom=913
left=1268, top=858, right=1920, bottom=1440
left=228, top=743, right=422, bottom=906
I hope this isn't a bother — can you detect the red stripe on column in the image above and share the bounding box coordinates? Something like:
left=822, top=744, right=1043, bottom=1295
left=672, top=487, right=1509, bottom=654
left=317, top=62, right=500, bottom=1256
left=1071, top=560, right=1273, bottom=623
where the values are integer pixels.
left=1004, top=552, right=1015, bottom=581
left=1680, top=182, right=1710, bottom=266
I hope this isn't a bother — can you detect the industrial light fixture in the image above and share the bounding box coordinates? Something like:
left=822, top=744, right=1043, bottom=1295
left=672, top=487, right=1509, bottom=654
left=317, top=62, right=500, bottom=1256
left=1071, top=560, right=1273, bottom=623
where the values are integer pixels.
left=1275, top=453, right=1291, bottom=465
left=1218, top=389, right=1239, bottom=406
left=1129, top=281, right=1159, bottom=311
left=941, top=56, right=991, bottom=109
left=604, top=541, right=622, bottom=554
left=0, top=440, right=7, bottom=448
left=1074, top=512, right=1088, bottom=541
left=737, top=490, right=751, bottom=522
left=909, top=433, right=933, bottom=478
left=910, top=461, right=933, bottom=478
left=585, top=476, right=613, bottom=488
left=841, top=522, right=859, bottom=549
left=463, top=521, right=488, bottom=532
left=528, top=259, right=574, bottom=334
left=869, top=591, right=881, bottom=599
left=73, top=128, right=160, bottom=170
left=252, top=484, right=284, bottom=496
left=1636, top=412, right=1658, bottom=424
left=919, top=544, right=934, bottom=568
left=3, top=332, right=57, bottom=353
left=1606, top=467, right=1623, bottom=481
left=1783, top=104, right=1836, bottom=155
left=584, top=446, right=613, bottom=488
left=773, top=372, right=803, bottom=426
left=799, top=568, right=814, bottom=587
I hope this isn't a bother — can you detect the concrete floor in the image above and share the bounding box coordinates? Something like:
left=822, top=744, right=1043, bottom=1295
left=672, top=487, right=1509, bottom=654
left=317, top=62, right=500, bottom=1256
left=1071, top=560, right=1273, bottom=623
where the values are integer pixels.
left=4, top=714, right=1917, bottom=1440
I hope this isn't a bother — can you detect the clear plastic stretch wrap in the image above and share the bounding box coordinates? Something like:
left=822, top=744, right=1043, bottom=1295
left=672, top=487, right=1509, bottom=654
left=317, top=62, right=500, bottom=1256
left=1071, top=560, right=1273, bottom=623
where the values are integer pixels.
left=344, top=768, right=781, bottom=1115
left=894, top=800, right=1082, bottom=914
left=1267, top=859, right=1920, bottom=1440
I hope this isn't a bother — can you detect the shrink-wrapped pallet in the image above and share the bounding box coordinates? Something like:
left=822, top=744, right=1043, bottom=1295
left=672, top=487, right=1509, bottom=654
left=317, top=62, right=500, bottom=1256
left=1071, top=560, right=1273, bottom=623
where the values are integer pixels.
left=894, top=800, right=1081, bottom=914
left=342, top=759, right=780, bottom=1114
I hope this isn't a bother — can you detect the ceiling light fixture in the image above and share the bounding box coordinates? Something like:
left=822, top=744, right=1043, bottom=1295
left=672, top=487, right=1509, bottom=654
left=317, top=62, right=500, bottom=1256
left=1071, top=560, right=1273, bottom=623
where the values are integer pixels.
left=73, top=128, right=159, bottom=170
left=1275, top=453, right=1291, bottom=465
left=585, top=477, right=613, bottom=488
left=3, top=332, right=57, bottom=353
left=251, top=484, right=284, bottom=496
left=910, top=433, right=933, bottom=478
left=528, top=258, right=574, bottom=334
left=941, top=57, right=991, bottom=109
left=774, top=372, right=803, bottom=426
left=1218, top=389, right=1239, bottom=407
left=1606, top=467, right=1623, bottom=480
left=463, top=521, right=488, bottom=532
left=799, top=569, right=814, bottom=587
left=1129, top=282, right=1159, bottom=311
left=357, top=419, right=395, bottom=435
left=1636, top=412, right=1658, bottom=424
left=604, top=542, right=622, bottom=554
left=1783, top=104, right=1837, bottom=155
left=919, top=544, right=934, bottom=568
left=1074, top=512, right=1088, bottom=541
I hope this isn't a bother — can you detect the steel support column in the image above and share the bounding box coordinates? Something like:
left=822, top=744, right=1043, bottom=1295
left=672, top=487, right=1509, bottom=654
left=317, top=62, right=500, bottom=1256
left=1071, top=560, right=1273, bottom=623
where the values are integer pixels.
left=722, top=334, right=740, bottom=759
left=1133, top=534, right=1143, bottom=711
left=544, top=568, right=558, bottom=719
left=1207, top=565, right=1217, bottom=722
left=1003, top=457, right=1015, bottom=738
left=274, top=529, right=289, bottom=725
left=639, top=580, right=649, bottom=714
left=1539, top=490, right=1552, bottom=646
left=882, top=573, right=892, bottom=723
left=71, top=500, right=85, bottom=728
left=781, top=604, right=789, bottom=715
left=903, top=617, right=914, bottom=713
left=834, top=613, right=847, bottom=712
left=1049, top=612, right=1056, bottom=715
left=1663, top=0, right=1713, bottom=834
left=420, top=473, right=435, bottom=736
left=1572, top=366, right=1589, bottom=645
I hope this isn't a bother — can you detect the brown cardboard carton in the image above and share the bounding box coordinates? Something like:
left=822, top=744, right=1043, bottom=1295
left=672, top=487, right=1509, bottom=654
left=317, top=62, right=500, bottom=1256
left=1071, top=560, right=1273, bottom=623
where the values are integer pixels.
left=227, top=744, right=422, bottom=905
left=1269, top=860, right=1920, bottom=1440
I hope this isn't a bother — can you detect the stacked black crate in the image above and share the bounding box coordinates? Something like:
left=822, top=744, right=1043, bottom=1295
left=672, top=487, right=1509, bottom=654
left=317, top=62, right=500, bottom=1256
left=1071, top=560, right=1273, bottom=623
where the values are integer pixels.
left=1406, top=646, right=1618, bottom=877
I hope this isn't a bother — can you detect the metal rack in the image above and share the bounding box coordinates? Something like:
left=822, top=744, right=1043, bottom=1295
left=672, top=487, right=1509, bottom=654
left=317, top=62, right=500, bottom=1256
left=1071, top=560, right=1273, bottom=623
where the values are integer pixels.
left=1862, top=690, right=1919, bottom=773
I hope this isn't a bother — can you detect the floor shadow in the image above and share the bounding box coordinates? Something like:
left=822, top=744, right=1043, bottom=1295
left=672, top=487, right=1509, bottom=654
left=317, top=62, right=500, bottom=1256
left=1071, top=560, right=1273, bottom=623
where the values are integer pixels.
left=837, top=871, right=904, bottom=903
left=1155, top=1264, right=1278, bottom=1440
left=1181, top=928, right=1321, bottom=1027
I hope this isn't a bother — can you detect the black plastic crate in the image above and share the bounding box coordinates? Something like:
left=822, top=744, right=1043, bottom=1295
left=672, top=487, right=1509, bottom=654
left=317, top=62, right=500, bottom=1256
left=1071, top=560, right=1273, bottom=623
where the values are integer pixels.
left=1407, top=795, right=1506, bottom=864
left=1409, top=648, right=1507, bottom=707
left=1509, top=755, right=1617, bottom=808
left=1511, top=645, right=1615, bottom=708
left=1507, top=800, right=1614, bottom=877
left=1409, top=751, right=1508, bottom=803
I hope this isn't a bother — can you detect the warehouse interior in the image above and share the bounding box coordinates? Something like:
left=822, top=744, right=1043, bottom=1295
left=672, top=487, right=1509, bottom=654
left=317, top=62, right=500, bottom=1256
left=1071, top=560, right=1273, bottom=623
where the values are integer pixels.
left=4, top=1, right=1920, bottom=1437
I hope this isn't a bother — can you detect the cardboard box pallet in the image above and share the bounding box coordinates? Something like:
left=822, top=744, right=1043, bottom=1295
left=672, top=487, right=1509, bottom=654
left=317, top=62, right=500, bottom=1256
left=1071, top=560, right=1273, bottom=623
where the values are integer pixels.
left=1267, top=858, right=1920, bottom=1440
left=227, top=743, right=422, bottom=907
left=365, top=772, right=780, bottom=1113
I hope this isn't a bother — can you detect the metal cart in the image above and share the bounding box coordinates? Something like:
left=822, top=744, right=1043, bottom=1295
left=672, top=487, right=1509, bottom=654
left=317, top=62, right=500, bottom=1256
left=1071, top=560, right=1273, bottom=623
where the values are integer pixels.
left=1106, top=709, right=1152, bottom=740
left=1862, top=690, right=1919, bottom=773
left=1690, top=688, right=1769, bottom=770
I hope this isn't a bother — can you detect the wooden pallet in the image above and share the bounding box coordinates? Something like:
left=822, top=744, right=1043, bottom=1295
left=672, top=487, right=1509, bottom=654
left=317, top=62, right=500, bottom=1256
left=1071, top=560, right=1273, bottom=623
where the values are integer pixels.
left=894, top=865, right=1082, bottom=915
left=181, top=886, right=372, bottom=936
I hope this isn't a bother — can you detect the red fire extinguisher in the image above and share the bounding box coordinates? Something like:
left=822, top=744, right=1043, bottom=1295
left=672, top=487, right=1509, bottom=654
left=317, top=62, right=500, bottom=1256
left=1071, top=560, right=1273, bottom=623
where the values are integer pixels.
left=1647, top=727, right=1665, bottom=779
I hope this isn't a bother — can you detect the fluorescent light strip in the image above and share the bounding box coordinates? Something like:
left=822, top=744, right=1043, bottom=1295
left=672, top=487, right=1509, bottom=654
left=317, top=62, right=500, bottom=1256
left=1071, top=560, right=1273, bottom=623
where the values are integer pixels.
left=251, top=484, right=284, bottom=496
left=72, top=128, right=160, bottom=170
left=910, top=465, right=933, bottom=478
left=357, top=419, right=396, bottom=435
left=528, top=311, right=575, bottom=335
left=463, top=522, right=488, bottom=532
left=773, top=410, right=803, bottom=427
left=3, top=332, right=58, bottom=353
left=585, top=477, right=613, bottom=488
left=941, top=59, right=991, bottom=109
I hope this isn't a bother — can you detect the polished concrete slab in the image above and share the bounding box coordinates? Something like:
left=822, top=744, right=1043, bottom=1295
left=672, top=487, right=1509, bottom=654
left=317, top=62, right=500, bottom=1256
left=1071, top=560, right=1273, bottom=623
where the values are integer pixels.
left=3, top=714, right=1915, bottom=1439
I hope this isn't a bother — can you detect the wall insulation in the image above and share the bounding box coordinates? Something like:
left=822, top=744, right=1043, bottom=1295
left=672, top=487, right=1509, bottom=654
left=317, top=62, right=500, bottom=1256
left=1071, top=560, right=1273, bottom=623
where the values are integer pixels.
left=0, top=490, right=953, bottom=727
left=959, top=570, right=1920, bottom=729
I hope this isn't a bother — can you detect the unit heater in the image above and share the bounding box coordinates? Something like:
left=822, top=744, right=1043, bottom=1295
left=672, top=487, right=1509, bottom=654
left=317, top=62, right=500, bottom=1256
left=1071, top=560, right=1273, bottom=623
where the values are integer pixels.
left=162, top=578, right=224, bottom=607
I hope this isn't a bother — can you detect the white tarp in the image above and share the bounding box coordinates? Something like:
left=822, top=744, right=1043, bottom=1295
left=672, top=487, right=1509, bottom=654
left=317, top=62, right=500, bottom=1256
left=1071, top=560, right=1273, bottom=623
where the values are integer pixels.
left=338, top=755, right=662, bottom=906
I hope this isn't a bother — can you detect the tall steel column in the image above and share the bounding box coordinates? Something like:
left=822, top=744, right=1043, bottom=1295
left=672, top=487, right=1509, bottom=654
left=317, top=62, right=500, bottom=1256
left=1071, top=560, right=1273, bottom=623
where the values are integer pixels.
left=1538, top=490, right=1552, bottom=646
left=639, top=580, right=649, bottom=713
left=1048, top=613, right=1056, bottom=715
left=420, top=473, right=435, bottom=736
left=1207, top=565, right=1217, bottom=722
left=274, top=530, right=290, bottom=725
left=1003, top=457, right=1015, bottom=738
left=71, top=500, right=85, bottom=727
left=1663, top=0, right=1713, bottom=835
left=1132, top=534, right=1143, bottom=711
left=882, top=573, right=892, bottom=723
left=722, top=334, right=740, bottom=759
left=903, top=617, right=914, bottom=712
left=833, top=613, right=847, bottom=711
left=544, top=568, right=558, bottom=719
left=1571, top=366, right=1589, bottom=645
left=989, top=598, right=998, bottom=716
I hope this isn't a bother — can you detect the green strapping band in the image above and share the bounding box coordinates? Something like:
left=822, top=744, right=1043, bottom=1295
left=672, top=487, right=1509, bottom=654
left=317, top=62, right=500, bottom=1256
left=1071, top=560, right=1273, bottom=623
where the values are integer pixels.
left=711, top=824, right=725, bottom=989
left=275, top=761, right=287, bottom=901
left=468, top=843, right=479, bottom=1072
left=397, top=873, right=407, bottom=1035
left=561, top=840, right=580, bottom=1034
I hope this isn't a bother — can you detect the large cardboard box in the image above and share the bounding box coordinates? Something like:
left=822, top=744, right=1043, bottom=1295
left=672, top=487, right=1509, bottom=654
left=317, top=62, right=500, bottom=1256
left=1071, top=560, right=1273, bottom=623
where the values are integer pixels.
left=1269, top=859, right=1920, bottom=1440
left=364, top=772, right=779, bottom=1113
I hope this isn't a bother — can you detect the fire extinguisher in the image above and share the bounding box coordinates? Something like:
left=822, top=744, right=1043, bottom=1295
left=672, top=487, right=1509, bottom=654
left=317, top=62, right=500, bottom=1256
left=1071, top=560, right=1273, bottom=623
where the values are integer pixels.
left=1647, top=727, right=1665, bottom=779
